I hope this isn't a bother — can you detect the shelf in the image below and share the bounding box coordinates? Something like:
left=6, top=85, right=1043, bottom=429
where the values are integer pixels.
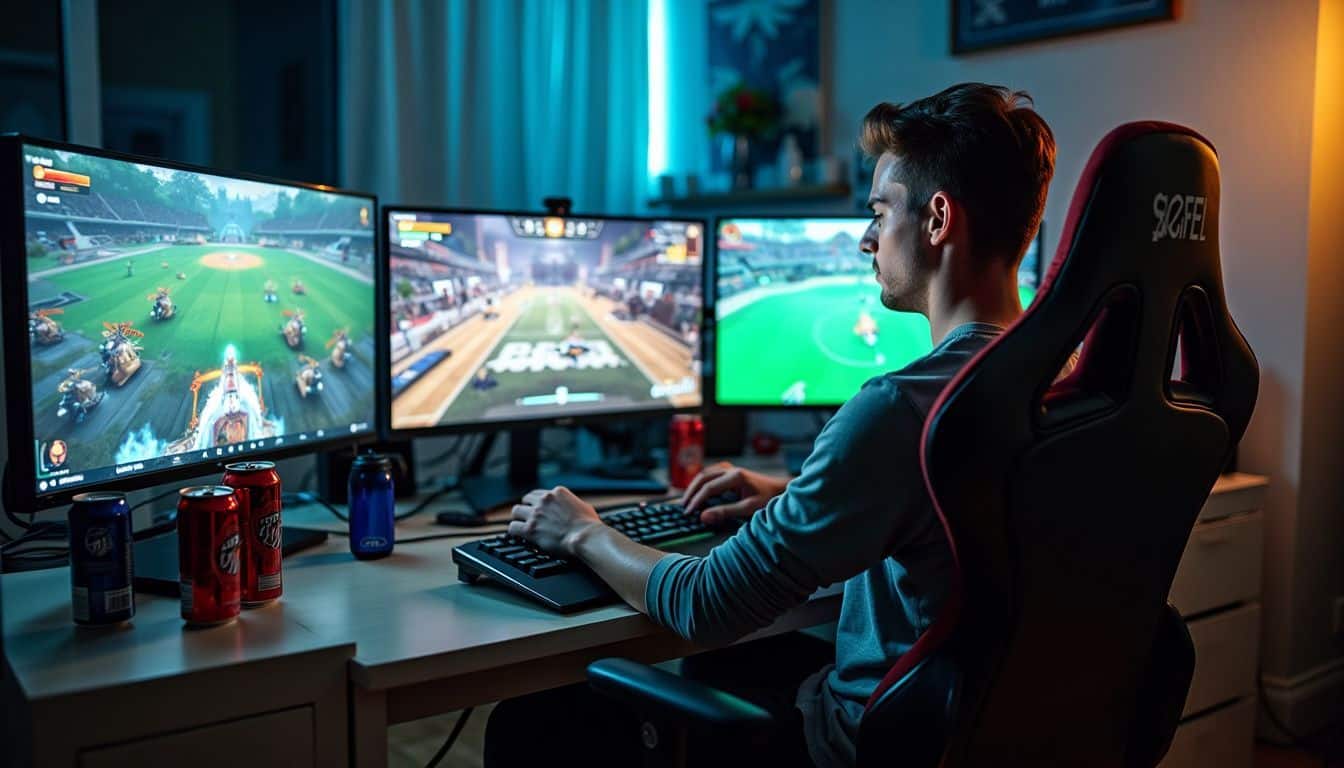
left=648, top=182, right=851, bottom=208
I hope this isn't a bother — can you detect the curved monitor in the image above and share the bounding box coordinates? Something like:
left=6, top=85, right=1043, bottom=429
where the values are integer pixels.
left=1, top=137, right=381, bottom=508
left=712, top=215, right=1042, bottom=408
left=385, top=207, right=704, bottom=434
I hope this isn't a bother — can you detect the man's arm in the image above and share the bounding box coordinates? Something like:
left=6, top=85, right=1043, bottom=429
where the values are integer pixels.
left=512, top=378, right=935, bottom=646
left=508, top=487, right=664, bottom=612
left=509, top=460, right=796, bottom=610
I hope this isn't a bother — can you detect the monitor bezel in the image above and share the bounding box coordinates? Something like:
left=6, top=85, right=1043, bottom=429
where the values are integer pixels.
left=1, top=134, right=385, bottom=511
left=707, top=213, right=1047, bottom=411
left=381, top=205, right=708, bottom=439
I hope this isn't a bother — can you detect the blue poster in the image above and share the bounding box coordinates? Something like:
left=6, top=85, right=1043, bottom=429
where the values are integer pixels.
left=953, top=0, right=1174, bottom=53
left=708, top=0, right=822, bottom=170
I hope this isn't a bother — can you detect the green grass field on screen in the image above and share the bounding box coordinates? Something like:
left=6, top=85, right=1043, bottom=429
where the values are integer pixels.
left=29, top=244, right=373, bottom=379
left=716, top=279, right=1036, bottom=406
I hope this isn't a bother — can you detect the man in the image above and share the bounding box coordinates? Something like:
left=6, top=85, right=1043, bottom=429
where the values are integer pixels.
left=487, top=83, right=1055, bottom=767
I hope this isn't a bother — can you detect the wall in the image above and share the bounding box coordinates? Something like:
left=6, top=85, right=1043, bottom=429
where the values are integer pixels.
left=826, top=0, right=1331, bottom=732
left=98, top=0, right=239, bottom=169
left=1287, top=0, right=1344, bottom=731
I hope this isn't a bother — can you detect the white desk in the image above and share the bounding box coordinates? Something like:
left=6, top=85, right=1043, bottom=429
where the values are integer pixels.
left=6, top=473, right=1261, bottom=767
left=273, top=526, right=841, bottom=767
left=2, top=566, right=353, bottom=766
left=2, top=480, right=841, bottom=768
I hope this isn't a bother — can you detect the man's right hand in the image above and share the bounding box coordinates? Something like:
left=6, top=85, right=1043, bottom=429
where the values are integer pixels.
left=680, top=462, right=789, bottom=525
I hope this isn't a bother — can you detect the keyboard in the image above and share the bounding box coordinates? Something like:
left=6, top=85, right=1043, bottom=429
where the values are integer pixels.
left=452, top=499, right=729, bottom=612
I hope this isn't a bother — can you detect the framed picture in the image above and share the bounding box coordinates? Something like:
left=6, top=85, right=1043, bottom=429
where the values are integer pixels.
left=952, top=0, right=1176, bottom=54
left=707, top=0, right=828, bottom=174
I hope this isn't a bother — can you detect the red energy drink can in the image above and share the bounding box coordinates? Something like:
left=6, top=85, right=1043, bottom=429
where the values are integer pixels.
left=177, top=485, right=241, bottom=626
left=669, top=414, right=705, bottom=490
left=222, top=461, right=283, bottom=605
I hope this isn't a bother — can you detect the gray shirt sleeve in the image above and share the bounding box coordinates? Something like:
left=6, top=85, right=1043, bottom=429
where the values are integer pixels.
left=644, top=377, right=933, bottom=646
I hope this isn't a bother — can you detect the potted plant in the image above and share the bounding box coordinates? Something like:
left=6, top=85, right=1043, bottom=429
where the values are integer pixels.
left=707, top=84, right=780, bottom=190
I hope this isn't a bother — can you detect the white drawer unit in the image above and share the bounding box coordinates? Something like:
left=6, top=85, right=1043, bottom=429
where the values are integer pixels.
left=1183, top=602, right=1261, bottom=716
left=80, top=707, right=314, bottom=768
left=1164, top=474, right=1268, bottom=767
left=1170, top=511, right=1263, bottom=618
left=1195, top=473, right=1269, bottom=523
left=1162, top=697, right=1257, bottom=768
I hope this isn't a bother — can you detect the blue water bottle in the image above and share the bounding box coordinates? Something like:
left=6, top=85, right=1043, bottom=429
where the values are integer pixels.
left=348, top=452, right=396, bottom=560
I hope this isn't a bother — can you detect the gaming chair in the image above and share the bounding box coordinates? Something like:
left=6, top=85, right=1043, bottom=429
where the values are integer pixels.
left=587, top=121, right=1259, bottom=767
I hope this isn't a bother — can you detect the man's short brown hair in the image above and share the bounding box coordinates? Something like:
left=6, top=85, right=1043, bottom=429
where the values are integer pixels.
left=861, top=83, right=1055, bottom=263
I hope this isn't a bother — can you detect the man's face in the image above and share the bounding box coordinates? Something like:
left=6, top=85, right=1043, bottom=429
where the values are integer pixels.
left=860, top=153, right=931, bottom=314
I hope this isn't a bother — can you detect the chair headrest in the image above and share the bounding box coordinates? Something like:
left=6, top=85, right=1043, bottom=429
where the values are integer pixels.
left=1026, top=121, right=1255, bottom=436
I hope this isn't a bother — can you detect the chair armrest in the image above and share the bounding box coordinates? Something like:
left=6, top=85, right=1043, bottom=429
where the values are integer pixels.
left=586, top=657, right=774, bottom=730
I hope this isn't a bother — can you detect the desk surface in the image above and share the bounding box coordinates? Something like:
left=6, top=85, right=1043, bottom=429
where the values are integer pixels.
left=2, top=565, right=349, bottom=700
left=4, top=472, right=1266, bottom=707
left=281, top=532, right=840, bottom=691
left=2, top=465, right=836, bottom=705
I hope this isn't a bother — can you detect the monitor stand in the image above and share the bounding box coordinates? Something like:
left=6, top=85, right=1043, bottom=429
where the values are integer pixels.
left=457, top=428, right=666, bottom=515
left=133, top=526, right=329, bottom=596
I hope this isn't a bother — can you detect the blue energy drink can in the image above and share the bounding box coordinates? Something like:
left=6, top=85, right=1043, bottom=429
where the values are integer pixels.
left=68, top=491, right=135, bottom=625
left=348, top=453, right=395, bottom=560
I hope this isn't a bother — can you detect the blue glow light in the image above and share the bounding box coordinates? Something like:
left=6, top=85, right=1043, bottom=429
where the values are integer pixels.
left=646, top=0, right=668, bottom=180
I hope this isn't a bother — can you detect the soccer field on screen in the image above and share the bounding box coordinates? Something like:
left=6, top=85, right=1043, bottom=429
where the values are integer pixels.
left=715, top=278, right=1035, bottom=406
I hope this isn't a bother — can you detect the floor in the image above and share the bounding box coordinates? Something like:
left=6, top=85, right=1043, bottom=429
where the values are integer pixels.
left=1258, top=728, right=1344, bottom=768
left=383, top=726, right=1344, bottom=768
left=386, top=711, right=1339, bottom=768
left=388, top=705, right=493, bottom=768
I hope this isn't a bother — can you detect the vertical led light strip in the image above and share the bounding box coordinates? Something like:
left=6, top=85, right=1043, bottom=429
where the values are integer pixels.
left=646, top=0, right=668, bottom=181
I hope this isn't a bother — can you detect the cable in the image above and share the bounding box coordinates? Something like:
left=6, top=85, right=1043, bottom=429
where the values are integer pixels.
left=1, top=521, right=67, bottom=554
left=423, top=707, right=473, bottom=768
left=0, top=461, right=31, bottom=533
left=396, top=481, right=462, bottom=521
left=283, top=475, right=469, bottom=526
left=283, top=491, right=348, bottom=522
left=2, top=551, right=69, bottom=573
left=129, top=488, right=183, bottom=526
left=4, top=546, right=69, bottom=557
left=419, top=436, right=468, bottom=468
left=4, top=499, right=34, bottom=533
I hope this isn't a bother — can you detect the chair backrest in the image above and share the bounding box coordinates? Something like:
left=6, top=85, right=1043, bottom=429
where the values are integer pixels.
left=859, top=122, right=1258, bottom=767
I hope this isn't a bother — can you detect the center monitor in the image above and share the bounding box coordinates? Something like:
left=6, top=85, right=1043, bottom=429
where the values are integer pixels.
left=713, top=215, right=1042, bottom=408
left=1, top=136, right=380, bottom=508
left=385, top=208, right=704, bottom=434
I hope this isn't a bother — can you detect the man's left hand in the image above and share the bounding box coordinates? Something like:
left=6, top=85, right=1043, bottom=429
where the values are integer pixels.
left=509, top=486, right=602, bottom=556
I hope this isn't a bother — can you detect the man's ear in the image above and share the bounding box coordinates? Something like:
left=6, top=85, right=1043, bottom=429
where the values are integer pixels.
left=927, top=191, right=954, bottom=247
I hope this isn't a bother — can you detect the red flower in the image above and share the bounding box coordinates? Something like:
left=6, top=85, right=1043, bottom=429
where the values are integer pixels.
left=736, top=92, right=755, bottom=111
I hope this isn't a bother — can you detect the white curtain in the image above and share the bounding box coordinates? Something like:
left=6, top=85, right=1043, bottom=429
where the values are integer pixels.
left=339, top=0, right=650, bottom=213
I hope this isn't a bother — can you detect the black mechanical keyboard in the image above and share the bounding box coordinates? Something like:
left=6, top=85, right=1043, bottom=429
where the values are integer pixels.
left=452, top=499, right=729, bottom=612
